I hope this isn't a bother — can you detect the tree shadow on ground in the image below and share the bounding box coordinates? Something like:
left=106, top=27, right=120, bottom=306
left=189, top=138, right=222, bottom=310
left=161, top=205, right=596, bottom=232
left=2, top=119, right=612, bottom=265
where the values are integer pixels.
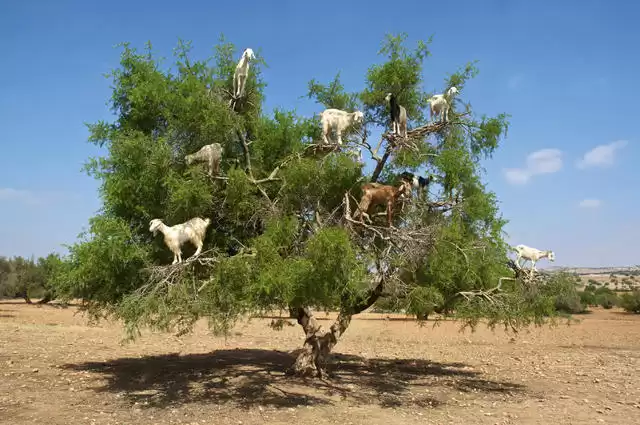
left=62, top=348, right=525, bottom=410
left=253, top=315, right=457, bottom=323
left=0, top=299, right=79, bottom=308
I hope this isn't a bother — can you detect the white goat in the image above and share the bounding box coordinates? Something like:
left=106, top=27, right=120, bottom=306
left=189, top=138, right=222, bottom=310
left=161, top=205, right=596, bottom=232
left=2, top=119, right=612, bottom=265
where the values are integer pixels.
left=185, top=143, right=223, bottom=177
left=319, top=108, right=364, bottom=145
left=233, top=48, right=256, bottom=99
left=514, top=244, right=556, bottom=272
left=428, top=86, right=459, bottom=123
left=346, top=146, right=364, bottom=165
left=385, top=93, right=407, bottom=138
left=149, top=217, right=211, bottom=264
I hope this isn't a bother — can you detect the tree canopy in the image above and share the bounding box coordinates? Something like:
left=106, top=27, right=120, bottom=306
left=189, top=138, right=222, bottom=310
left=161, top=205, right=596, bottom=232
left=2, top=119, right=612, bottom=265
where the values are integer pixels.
left=0, top=254, right=64, bottom=304
left=55, top=33, right=559, bottom=376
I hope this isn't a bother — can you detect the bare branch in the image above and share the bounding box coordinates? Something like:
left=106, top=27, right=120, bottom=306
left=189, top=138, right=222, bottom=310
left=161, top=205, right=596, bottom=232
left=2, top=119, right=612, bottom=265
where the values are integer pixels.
left=456, top=279, right=505, bottom=306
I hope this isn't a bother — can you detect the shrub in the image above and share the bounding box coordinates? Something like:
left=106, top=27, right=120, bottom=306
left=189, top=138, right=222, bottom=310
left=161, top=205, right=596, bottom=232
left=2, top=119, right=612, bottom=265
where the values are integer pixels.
left=620, top=291, right=640, bottom=313
left=597, top=293, right=619, bottom=309
left=542, top=272, right=586, bottom=314
left=579, top=290, right=597, bottom=307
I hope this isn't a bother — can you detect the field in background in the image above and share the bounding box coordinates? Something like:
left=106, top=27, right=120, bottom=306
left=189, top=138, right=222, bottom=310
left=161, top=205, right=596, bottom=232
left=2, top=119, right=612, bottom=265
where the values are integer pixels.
left=2, top=300, right=640, bottom=424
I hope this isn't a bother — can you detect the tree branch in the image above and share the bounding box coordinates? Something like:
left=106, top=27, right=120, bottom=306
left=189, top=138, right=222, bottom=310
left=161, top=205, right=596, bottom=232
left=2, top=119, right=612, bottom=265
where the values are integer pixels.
left=342, top=275, right=386, bottom=315
left=370, top=143, right=392, bottom=183
left=236, top=128, right=253, bottom=178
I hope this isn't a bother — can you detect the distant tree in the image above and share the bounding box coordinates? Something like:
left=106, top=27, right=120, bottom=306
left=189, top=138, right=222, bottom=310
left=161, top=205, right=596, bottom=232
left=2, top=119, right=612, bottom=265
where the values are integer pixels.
left=0, top=254, right=67, bottom=303
left=598, top=293, right=619, bottom=309
left=55, top=35, right=563, bottom=377
left=579, top=290, right=597, bottom=307
left=585, top=283, right=598, bottom=293
left=7, top=256, right=41, bottom=303
left=542, top=273, right=586, bottom=314
left=589, top=286, right=618, bottom=309
left=35, top=253, right=66, bottom=304
left=620, top=291, right=640, bottom=313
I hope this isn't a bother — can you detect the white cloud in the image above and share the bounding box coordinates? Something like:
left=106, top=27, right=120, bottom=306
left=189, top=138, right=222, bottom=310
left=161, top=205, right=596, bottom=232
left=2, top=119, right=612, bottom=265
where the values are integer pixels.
left=503, top=148, right=563, bottom=185
left=579, top=199, right=602, bottom=208
left=503, top=168, right=531, bottom=185
left=576, top=140, right=628, bottom=169
left=507, top=74, right=525, bottom=90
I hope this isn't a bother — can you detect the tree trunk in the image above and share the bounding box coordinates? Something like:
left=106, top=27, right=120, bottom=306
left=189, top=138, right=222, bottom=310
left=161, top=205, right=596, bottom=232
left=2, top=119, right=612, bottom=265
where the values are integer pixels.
left=288, top=307, right=352, bottom=378
left=288, top=277, right=385, bottom=378
left=21, top=291, right=32, bottom=304
left=370, top=148, right=392, bottom=183
left=37, top=291, right=54, bottom=305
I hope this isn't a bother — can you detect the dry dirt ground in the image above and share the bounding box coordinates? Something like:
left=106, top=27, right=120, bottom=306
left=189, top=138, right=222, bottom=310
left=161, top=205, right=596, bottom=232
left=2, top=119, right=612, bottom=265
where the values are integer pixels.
left=1, top=301, right=640, bottom=425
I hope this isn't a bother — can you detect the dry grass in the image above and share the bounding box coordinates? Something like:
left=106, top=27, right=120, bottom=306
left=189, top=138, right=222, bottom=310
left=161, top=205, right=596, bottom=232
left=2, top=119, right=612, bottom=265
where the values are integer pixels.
left=1, top=300, right=640, bottom=424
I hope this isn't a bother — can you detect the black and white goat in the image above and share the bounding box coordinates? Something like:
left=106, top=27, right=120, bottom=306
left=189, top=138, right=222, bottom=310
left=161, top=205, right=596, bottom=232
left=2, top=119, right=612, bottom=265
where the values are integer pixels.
left=399, top=171, right=432, bottom=194
left=385, top=93, right=407, bottom=138
left=149, top=217, right=211, bottom=265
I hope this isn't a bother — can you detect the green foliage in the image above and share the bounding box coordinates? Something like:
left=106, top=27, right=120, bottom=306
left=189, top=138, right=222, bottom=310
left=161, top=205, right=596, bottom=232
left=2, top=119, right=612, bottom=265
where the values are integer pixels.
left=54, top=216, right=151, bottom=317
left=360, top=33, right=432, bottom=127
left=55, top=33, right=563, bottom=341
left=620, top=291, right=640, bottom=313
left=540, top=273, right=586, bottom=314
left=598, top=293, right=618, bottom=309
left=405, top=286, right=444, bottom=319
left=579, top=290, right=597, bottom=307
left=0, top=253, right=65, bottom=302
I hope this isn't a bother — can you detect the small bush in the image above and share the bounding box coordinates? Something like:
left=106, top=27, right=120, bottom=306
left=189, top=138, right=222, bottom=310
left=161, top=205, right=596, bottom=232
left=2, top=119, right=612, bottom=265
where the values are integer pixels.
left=597, top=293, right=619, bottom=309
left=542, top=272, right=586, bottom=314
left=555, top=292, right=587, bottom=314
left=620, top=291, right=640, bottom=313
left=579, top=290, right=597, bottom=307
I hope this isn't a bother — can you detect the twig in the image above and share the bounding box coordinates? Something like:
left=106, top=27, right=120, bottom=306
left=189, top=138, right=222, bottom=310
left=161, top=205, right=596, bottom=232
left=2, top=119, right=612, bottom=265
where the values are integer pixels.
left=456, top=280, right=504, bottom=306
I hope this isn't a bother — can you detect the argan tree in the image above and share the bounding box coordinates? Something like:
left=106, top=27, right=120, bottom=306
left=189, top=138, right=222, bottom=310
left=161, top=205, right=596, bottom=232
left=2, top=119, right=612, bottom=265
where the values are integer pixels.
left=56, top=34, right=556, bottom=377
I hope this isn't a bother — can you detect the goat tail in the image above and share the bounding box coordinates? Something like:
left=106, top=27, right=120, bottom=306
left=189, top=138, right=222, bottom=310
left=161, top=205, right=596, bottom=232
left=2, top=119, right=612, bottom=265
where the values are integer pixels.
left=507, top=244, right=524, bottom=254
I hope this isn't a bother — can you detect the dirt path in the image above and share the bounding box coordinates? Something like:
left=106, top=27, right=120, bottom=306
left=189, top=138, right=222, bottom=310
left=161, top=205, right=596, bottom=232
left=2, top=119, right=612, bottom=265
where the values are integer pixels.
left=1, top=300, right=640, bottom=424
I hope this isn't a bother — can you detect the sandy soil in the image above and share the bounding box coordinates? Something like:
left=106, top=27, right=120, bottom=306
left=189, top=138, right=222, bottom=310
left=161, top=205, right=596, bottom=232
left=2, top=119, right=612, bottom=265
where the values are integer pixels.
left=1, top=300, right=640, bottom=425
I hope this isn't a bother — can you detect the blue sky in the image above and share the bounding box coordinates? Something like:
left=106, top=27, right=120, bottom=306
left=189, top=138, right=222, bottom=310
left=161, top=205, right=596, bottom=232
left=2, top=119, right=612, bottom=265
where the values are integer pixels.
left=1, top=0, right=638, bottom=267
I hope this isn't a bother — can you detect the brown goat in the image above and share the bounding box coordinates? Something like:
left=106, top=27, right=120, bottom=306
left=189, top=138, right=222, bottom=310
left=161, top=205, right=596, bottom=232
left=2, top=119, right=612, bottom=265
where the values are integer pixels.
left=353, top=179, right=413, bottom=227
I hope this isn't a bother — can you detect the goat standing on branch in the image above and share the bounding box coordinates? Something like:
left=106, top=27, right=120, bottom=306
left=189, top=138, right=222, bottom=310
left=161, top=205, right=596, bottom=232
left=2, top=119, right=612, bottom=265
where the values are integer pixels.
left=149, top=217, right=211, bottom=265
left=353, top=178, right=413, bottom=227
left=233, top=48, right=256, bottom=100
left=428, top=86, right=458, bottom=123
left=385, top=93, right=407, bottom=138
left=513, top=244, right=556, bottom=272
left=319, top=108, right=364, bottom=145
left=399, top=171, right=432, bottom=199
left=185, top=143, right=223, bottom=177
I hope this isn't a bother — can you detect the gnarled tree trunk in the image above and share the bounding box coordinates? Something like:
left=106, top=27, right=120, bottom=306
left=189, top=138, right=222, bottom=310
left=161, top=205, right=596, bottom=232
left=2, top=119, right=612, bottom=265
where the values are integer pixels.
left=288, top=278, right=385, bottom=377
left=37, top=291, right=55, bottom=305
left=16, top=289, right=32, bottom=304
